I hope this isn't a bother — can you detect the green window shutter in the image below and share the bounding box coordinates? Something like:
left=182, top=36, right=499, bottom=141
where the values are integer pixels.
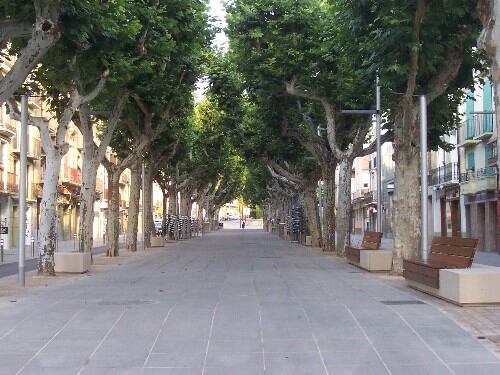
left=483, top=79, right=493, bottom=132
left=467, top=151, right=475, bottom=171
left=486, top=144, right=493, bottom=162
left=465, top=94, right=475, bottom=138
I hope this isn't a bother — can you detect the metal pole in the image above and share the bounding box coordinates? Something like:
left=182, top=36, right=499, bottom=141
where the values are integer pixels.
left=1, top=238, right=4, bottom=263
left=142, top=162, right=145, bottom=251
left=376, top=76, right=382, bottom=234
left=19, top=95, right=28, bottom=287
left=420, top=95, right=429, bottom=261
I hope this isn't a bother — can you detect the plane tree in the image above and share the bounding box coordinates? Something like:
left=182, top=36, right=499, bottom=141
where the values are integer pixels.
left=346, top=0, right=484, bottom=270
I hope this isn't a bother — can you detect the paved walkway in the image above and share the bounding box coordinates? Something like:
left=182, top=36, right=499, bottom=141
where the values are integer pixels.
left=0, top=229, right=498, bottom=374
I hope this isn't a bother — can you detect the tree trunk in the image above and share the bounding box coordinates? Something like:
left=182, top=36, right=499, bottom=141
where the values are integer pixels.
left=143, top=163, right=154, bottom=246
left=168, top=186, right=177, bottom=215
left=179, top=191, right=191, bottom=216
left=161, top=189, right=167, bottom=236
left=196, top=198, right=205, bottom=221
left=303, top=182, right=321, bottom=248
left=126, top=160, right=141, bottom=252
left=321, top=163, right=337, bottom=252
left=336, top=157, right=355, bottom=256
left=208, top=205, right=216, bottom=230
left=393, top=103, right=420, bottom=272
left=106, top=170, right=121, bottom=257
left=78, top=159, right=99, bottom=253
left=38, top=151, right=63, bottom=275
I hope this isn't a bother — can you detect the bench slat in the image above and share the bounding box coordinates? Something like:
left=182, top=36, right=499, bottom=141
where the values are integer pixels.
left=403, top=260, right=441, bottom=278
left=430, top=244, right=476, bottom=258
left=431, top=237, right=478, bottom=248
left=403, top=269, right=439, bottom=288
left=428, top=253, right=471, bottom=268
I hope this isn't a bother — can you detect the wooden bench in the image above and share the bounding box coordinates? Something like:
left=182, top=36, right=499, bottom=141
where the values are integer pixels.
left=403, top=237, right=478, bottom=289
left=346, top=232, right=383, bottom=264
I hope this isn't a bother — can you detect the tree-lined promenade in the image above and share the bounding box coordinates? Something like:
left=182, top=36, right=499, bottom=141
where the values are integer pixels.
left=0, top=0, right=499, bottom=276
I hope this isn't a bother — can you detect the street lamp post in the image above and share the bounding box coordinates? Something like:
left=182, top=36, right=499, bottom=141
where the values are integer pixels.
left=18, top=95, right=28, bottom=287
left=341, top=77, right=382, bottom=233
left=420, top=95, right=429, bottom=261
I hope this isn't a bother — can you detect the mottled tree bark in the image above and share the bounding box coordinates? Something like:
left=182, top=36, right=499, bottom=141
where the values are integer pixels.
left=336, top=157, right=355, bottom=256
left=106, top=169, right=121, bottom=257
left=143, top=163, right=154, bottom=247
left=126, top=159, right=141, bottom=252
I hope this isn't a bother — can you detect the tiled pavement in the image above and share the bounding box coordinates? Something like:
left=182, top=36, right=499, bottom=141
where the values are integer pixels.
left=0, top=229, right=498, bottom=374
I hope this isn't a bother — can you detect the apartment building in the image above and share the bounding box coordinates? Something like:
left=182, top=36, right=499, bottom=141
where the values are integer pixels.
left=458, top=79, right=496, bottom=251
left=350, top=131, right=395, bottom=238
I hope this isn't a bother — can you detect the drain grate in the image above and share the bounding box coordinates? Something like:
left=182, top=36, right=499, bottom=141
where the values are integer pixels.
left=98, top=299, right=157, bottom=306
left=348, top=271, right=363, bottom=274
left=381, top=300, right=426, bottom=305
left=258, top=256, right=281, bottom=259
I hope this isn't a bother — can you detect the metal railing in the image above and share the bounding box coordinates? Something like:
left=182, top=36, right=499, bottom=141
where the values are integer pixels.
left=462, top=112, right=495, bottom=140
left=460, top=167, right=497, bottom=182
left=428, top=162, right=459, bottom=185
left=7, top=172, right=18, bottom=193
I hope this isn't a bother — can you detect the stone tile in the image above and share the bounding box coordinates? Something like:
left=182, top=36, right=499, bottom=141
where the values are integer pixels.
left=265, top=352, right=326, bottom=375
left=146, top=352, right=205, bottom=367
left=208, top=339, right=261, bottom=353
left=387, top=363, right=452, bottom=375
left=322, top=349, right=382, bottom=366
left=325, top=364, right=389, bottom=375
left=205, top=351, right=263, bottom=367
left=451, top=363, right=500, bottom=375
left=264, top=338, right=317, bottom=353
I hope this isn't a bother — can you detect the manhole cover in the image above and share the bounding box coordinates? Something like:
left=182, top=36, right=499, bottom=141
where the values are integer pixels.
left=98, top=300, right=157, bottom=306
left=381, top=300, right=425, bottom=305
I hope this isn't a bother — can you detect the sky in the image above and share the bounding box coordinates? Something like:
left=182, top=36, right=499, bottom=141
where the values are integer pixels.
left=209, top=0, right=228, bottom=49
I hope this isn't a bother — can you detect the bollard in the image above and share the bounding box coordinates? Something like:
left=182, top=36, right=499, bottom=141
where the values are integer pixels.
left=73, top=233, right=77, bottom=251
left=31, top=237, right=35, bottom=257
left=0, top=238, right=3, bottom=263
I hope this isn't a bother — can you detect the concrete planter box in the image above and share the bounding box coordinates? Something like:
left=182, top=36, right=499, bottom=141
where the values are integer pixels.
left=408, top=264, right=500, bottom=305
left=348, top=250, right=393, bottom=272
left=305, top=236, right=312, bottom=246
left=150, top=237, right=165, bottom=247
left=54, top=252, right=91, bottom=273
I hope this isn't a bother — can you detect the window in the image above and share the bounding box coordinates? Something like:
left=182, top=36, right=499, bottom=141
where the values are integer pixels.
left=467, top=151, right=475, bottom=171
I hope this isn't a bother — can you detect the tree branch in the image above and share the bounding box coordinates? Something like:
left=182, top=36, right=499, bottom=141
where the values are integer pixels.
left=426, top=48, right=464, bottom=104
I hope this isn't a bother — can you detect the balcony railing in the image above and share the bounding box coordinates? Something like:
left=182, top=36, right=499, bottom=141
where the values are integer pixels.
left=0, top=122, right=16, bottom=138
left=462, top=112, right=495, bottom=142
left=7, top=172, right=18, bottom=193
left=428, top=162, right=459, bottom=186
left=460, top=167, right=497, bottom=182
left=62, top=167, right=81, bottom=185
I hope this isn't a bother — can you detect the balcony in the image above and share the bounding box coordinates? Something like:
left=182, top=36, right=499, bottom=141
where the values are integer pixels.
left=460, top=167, right=497, bottom=195
left=61, top=167, right=81, bottom=186
left=0, top=122, right=16, bottom=138
left=459, top=112, right=495, bottom=147
left=7, top=172, right=18, bottom=194
left=0, top=173, right=5, bottom=193
left=11, top=137, right=42, bottom=160
left=428, top=162, right=459, bottom=186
